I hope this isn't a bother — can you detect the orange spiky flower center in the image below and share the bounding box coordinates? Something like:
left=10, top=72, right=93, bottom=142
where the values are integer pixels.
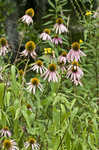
left=72, top=42, right=80, bottom=51
left=36, top=60, right=43, bottom=66
left=72, top=61, right=79, bottom=72
left=25, top=41, right=36, bottom=52
left=31, top=78, right=39, bottom=86
left=28, top=138, right=36, bottom=144
left=3, top=139, right=12, bottom=149
left=61, top=51, right=67, bottom=57
left=44, top=29, right=51, bottom=34
left=48, top=64, right=56, bottom=72
left=0, top=38, right=7, bottom=47
left=25, top=8, right=34, bottom=17
left=56, top=18, right=64, bottom=24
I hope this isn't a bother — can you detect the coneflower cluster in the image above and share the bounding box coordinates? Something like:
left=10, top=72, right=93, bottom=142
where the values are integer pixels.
left=1, top=8, right=86, bottom=95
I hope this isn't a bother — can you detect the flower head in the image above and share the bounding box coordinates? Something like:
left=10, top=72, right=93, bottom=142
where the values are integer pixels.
left=54, top=18, right=68, bottom=34
left=42, top=64, right=59, bottom=82
left=31, top=60, right=47, bottom=74
left=58, top=51, right=67, bottom=64
left=67, top=61, right=83, bottom=86
left=21, top=41, right=37, bottom=59
left=58, top=61, right=66, bottom=73
left=20, top=8, right=34, bottom=25
left=25, top=8, right=34, bottom=17
left=56, top=18, right=64, bottom=24
left=79, top=39, right=83, bottom=44
left=0, top=37, right=9, bottom=56
left=0, top=127, right=11, bottom=137
left=67, top=42, right=86, bottom=62
left=52, top=35, right=62, bottom=45
left=26, top=104, right=32, bottom=112
left=3, top=139, right=19, bottom=150
left=72, top=42, right=80, bottom=51
left=44, top=48, right=52, bottom=55
left=85, top=11, right=92, bottom=16
left=40, top=28, right=52, bottom=41
left=18, top=69, right=24, bottom=76
left=24, top=137, right=39, bottom=150
left=27, top=77, right=43, bottom=94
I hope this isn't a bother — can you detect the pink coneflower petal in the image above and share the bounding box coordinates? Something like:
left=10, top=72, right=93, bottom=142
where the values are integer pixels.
left=66, top=61, right=83, bottom=86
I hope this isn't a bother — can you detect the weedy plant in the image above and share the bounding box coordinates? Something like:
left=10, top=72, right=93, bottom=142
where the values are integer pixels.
left=0, top=0, right=99, bottom=150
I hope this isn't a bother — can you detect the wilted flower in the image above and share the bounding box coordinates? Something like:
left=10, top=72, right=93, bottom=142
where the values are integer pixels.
left=67, top=42, right=86, bottom=62
left=20, top=8, right=34, bottom=25
left=27, top=77, right=43, bottom=94
left=67, top=61, right=83, bottom=86
left=58, top=61, right=66, bottom=73
left=24, top=137, right=39, bottom=150
left=26, top=104, right=32, bottom=112
left=93, top=7, right=99, bottom=18
left=0, top=37, right=9, bottom=56
left=40, top=28, right=52, bottom=41
left=31, top=60, right=47, bottom=74
left=54, top=18, right=68, bottom=34
left=2, top=139, right=19, bottom=150
left=18, top=69, right=24, bottom=76
left=52, top=35, right=62, bottom=45
left=42, top=64, right=59, bottom=82
left=21, top=41, right=37, bottom=59
left=0, top=127, right=11, bottom=137
left=58, top=51, right=67, bottom=64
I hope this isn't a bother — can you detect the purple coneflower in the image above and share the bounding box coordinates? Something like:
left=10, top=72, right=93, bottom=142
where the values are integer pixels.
left=42, top=64, right=59, bottom=82
left=40, top=29, right=52, bottom=41
left=27, top=77, right=43, bottom=94
left=67, top=61, right=83, bottom=86
left=21, top=41, right=37, bottom=59
left=52, top=35, right=62, bottom=45
left=31, top=60, right=47, bottom=74
left=58, top=61, right=67, bottom=74
left=67, top=42, right=86, bottom=62
left=54, top=18, right=68, bottom=34
left=24, top=137, right=39, bottom=150
left=0, top=127, right=11, bottom=137
left=20, top=8, right=34, bottom=25
left=58, top=51, right=67, bottom=64
left=0, top=38, right=9, bottom=56
left=2, top=139, right=19, bottom=150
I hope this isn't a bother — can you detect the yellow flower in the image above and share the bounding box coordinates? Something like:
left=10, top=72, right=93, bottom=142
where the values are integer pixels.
left=44, top=48, right=52, bottom=54
left=79, top=39, right=83, bottom=44
left=85, top=11, right=92, bottom=16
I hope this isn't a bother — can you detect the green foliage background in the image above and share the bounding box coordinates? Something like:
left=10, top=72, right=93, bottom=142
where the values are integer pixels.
left=0, top=0, right=99, bottom=150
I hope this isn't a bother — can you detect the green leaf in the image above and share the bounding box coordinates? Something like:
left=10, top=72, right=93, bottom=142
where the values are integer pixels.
left=6, top=91, right=11, bottom=106
left=0, top=83, right=5, bottom=107
left=48, top=0, right=55, bottom=9
left=14, top=107, right=21, bottom=120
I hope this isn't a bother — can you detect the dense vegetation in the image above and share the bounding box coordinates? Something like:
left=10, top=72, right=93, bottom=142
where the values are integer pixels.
left=0, top=0, right=99, bottom=150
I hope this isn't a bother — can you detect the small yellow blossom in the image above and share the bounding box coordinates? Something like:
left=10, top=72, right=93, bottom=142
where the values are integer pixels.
left=85, top=11, right=92, bottom=16
left=44, top=48, right=52, bottom=54
left=79, top=39, right=83, bottom=44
